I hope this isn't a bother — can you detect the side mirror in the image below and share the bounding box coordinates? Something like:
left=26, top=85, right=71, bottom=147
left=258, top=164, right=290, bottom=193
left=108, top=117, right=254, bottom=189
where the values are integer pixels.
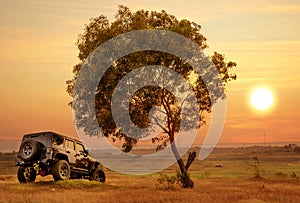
left=84, top=149, right=89, bottom=155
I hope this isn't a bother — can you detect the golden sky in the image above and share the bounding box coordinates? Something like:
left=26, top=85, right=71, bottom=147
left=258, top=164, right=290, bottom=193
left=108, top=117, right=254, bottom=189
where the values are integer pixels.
left=0, top=0, right=299, bottom=145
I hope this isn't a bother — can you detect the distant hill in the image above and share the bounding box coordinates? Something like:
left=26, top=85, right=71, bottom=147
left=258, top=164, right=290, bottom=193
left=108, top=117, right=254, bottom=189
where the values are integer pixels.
left=0, top=139, right=20, bottom=153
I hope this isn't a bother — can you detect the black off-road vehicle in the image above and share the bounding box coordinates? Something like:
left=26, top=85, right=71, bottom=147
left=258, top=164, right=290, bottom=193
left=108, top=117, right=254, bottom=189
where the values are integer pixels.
left=15, top=131, right=105, bottom=183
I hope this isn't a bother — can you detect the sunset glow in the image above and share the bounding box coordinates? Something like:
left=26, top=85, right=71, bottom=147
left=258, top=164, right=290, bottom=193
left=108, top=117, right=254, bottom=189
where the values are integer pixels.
left=251, top=88, right=273, bottom=111
left=0, top=0, right=299, bottom=150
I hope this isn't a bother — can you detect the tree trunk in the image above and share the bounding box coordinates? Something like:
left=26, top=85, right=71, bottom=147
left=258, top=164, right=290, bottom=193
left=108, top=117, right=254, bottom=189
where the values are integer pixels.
left=185, top=151, right=197, bottom=171
left=171, top=141, right=194, bottom=188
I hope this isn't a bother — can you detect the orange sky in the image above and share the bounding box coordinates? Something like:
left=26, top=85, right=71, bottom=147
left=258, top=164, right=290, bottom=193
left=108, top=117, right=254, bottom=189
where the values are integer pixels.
left=0, top=0, right=299, bottom=146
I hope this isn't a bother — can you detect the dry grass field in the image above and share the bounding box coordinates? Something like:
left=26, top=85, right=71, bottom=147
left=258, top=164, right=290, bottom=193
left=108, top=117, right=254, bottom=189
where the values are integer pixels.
left=0, top=145, right=299, bottom=203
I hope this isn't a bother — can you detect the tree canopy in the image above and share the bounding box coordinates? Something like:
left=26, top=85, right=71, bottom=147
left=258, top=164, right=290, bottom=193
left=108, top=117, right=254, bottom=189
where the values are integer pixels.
left=66, top=5, right=237, bottom=188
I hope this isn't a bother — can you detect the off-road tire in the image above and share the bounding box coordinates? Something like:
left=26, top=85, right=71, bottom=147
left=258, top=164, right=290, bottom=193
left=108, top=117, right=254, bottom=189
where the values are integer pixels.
left=52, top=160, right=70, bottom=181
left=92, top=168, right=106, bottom=182
left=17, top=166, right=36, bottom=183
left=20, top=139, right=41, bottom=161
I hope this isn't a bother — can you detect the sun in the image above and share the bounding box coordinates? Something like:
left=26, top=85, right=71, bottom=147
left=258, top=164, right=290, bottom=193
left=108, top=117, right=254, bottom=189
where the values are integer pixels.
left=251, top=88, right=273, bottom=110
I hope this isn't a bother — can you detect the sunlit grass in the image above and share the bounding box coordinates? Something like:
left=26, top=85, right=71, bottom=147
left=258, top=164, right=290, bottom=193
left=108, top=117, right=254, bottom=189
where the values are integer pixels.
left=1, top=146, right=300, bottom=202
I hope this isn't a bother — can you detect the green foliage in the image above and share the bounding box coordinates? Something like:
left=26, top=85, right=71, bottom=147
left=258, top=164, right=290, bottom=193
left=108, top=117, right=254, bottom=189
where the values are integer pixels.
left=67, top=5, right=237, bottom=152
left=44, top=180, right=102, bottom=189
left=67, top=5, right=237, bottom=189
left=156, top=173, right=179, bottom=189
left=156, top=171, right=193, bottom=189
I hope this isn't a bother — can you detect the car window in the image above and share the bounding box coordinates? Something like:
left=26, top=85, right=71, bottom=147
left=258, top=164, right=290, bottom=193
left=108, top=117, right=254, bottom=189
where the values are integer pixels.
left=66, top=139, right=75, bottom=150
left=76, top=143, right=85, bottom=152
left=52, top=134, right=64, bottom=147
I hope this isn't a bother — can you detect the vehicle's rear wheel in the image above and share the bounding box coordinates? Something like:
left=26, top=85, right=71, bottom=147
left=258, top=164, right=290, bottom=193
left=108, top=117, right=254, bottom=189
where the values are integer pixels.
left=20, top=140, right=41, bottom=161
left=92, top=168, right=106, bottom=182
left=52, top=160, right=70, bottom=181
left=17, top=166, right=36, bottom=183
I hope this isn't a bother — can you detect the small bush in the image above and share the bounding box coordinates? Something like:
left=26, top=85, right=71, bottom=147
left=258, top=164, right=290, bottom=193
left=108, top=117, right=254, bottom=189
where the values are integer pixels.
left=156, top=173, right=178, bottom=189
left=245, top=157, right=265, bottom=179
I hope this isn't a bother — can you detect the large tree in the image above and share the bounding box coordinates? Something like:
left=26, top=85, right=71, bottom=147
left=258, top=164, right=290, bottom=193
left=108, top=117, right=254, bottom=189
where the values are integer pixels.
left=67, top=5, right=236, bottom=188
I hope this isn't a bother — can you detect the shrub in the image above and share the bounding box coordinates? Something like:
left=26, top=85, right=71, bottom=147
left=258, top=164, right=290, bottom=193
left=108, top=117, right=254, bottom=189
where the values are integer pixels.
left=245, top=157, right=265, bottom=179
left=156, top=173, right=178, bottom=189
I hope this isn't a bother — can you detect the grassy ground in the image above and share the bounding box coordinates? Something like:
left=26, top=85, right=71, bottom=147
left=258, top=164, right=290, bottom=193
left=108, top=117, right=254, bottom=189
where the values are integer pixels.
left=0, top=146, right=300, bottom=203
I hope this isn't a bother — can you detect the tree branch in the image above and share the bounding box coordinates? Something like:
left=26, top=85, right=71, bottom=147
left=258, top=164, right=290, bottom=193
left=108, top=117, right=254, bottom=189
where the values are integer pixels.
left=150, top=114, right=169, bottom=134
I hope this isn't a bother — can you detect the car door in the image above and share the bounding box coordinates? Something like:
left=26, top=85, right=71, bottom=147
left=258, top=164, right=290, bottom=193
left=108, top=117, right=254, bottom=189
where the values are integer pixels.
left=65, top=139, right=77, bottom=168
left=75, top=142, right=90, bottom=170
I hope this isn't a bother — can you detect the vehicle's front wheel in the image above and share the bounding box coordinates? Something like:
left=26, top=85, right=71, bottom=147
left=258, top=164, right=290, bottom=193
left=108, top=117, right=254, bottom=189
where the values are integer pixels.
left=52, top=160, right=70, bottom=181
left=92, top=168, right=106, bottom=182
left=17, top=166, right=36, bottom=183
